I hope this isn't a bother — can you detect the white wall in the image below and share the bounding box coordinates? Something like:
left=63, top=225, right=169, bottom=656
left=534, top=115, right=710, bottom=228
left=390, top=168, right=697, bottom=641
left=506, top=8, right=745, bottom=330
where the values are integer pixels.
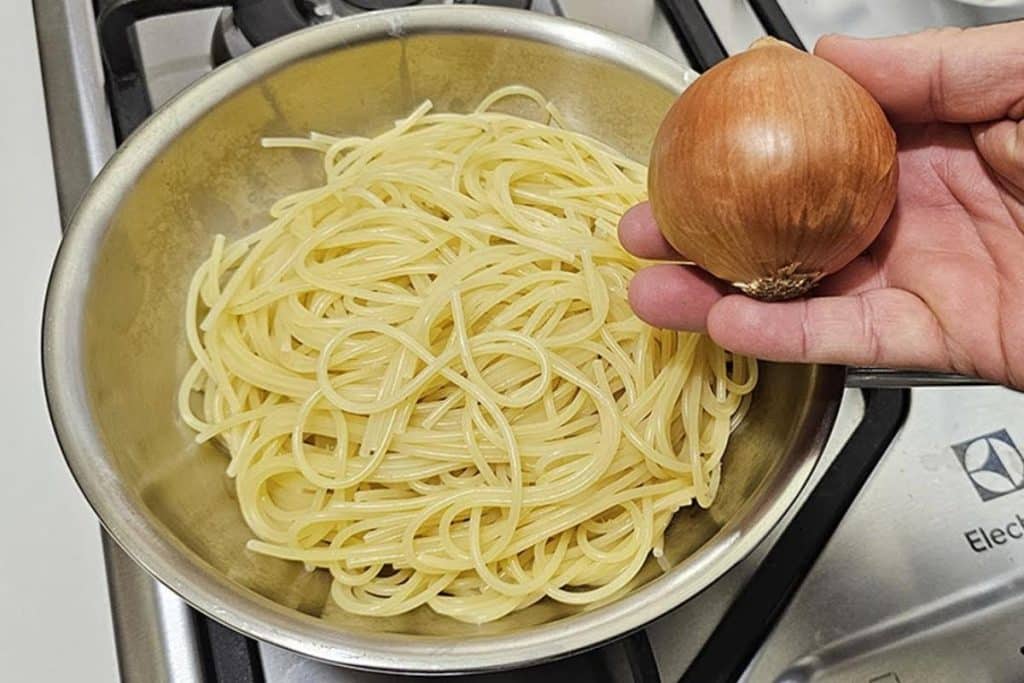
left=0, top=1, right=118, bottom=680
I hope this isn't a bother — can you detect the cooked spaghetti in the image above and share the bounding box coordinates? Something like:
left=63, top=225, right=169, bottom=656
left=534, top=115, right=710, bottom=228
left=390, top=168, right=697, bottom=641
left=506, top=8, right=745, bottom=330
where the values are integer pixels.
left=178, top=86, right=757, bottom=624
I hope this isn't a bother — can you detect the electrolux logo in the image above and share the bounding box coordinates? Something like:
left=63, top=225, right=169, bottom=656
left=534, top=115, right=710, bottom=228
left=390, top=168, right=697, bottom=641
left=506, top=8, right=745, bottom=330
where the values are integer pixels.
left=951, top=429, right=1024, bottom=502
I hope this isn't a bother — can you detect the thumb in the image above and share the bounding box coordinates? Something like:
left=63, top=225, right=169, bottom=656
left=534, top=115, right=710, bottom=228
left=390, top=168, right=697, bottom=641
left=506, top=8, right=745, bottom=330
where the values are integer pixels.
left=814, top=23, right=1024, bottom=124
left=705, top=289, right=951, bottom=371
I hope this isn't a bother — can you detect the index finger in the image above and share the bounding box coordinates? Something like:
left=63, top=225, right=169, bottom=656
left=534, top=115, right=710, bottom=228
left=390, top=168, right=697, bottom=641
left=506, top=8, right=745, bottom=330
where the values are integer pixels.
left=815, top=23, right=1024, bottom=124
left=617, top=202, right=683, bottom=260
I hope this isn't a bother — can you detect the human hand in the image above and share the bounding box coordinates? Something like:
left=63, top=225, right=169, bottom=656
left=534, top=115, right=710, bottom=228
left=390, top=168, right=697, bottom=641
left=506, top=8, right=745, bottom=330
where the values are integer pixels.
left=619, top=23, right=1024, bottom=388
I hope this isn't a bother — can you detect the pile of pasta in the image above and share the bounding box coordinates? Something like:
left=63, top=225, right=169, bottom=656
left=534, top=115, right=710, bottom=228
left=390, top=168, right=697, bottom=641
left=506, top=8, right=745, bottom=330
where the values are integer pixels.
left=179, top=87, right=756, bottom=624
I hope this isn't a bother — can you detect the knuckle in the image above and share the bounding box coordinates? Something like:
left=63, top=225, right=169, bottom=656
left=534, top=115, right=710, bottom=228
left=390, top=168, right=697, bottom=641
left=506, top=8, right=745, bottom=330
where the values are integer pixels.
left=798, top=300, right=813, bottom=361
left=857, top=294, right=884, bottom=366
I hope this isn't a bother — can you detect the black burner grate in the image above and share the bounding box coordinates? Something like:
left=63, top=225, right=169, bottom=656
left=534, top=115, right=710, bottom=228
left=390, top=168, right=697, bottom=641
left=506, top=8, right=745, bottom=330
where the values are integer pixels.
left=347, top=0, right=421, bottom=8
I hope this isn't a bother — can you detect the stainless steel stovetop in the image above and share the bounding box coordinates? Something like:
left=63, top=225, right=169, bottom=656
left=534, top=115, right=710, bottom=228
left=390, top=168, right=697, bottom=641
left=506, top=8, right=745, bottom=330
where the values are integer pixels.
left=32, top=1, right=1024, bottom=681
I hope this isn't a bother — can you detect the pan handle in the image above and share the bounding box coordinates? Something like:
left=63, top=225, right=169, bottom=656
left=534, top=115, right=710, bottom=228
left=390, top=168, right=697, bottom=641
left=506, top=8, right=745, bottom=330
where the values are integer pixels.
left=845, top=367, right=992, bottom=388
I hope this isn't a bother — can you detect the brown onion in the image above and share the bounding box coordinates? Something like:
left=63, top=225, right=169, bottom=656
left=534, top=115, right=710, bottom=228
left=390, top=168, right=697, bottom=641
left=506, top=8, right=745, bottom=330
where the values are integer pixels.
left=648, top=37, right=899, bottom=301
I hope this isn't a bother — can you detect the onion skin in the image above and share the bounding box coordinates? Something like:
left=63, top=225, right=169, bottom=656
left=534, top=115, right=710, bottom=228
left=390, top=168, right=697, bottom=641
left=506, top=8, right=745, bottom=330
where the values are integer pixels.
left=648, top=38, right=899, bottom=301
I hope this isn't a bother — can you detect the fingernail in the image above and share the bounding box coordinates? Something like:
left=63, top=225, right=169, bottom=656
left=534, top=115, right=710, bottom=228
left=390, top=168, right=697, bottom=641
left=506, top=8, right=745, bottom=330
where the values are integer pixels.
left=818, top=32, right=855, bottom=45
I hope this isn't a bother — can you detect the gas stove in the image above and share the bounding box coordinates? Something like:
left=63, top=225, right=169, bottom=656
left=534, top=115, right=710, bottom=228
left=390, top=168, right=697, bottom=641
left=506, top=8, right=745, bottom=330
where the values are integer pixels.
left=32, top=1, right=1024, bottom=681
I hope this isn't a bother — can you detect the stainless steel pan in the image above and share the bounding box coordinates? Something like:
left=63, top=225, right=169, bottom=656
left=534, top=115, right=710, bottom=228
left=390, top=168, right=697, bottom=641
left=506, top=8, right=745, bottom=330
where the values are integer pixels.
left=41, top=6, right=976, bottom=674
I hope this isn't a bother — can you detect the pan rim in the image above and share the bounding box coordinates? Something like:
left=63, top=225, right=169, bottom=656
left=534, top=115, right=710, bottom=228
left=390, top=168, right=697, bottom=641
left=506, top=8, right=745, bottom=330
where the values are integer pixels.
left=41, top=5, right=842, bottom=673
